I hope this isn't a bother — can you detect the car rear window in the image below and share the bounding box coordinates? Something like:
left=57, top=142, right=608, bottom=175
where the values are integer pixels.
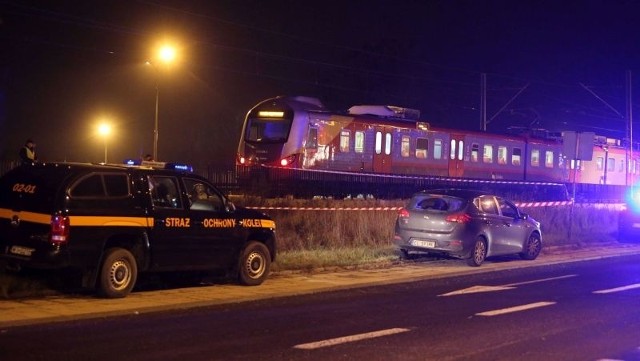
left=409, top=195, right=465, bottom=212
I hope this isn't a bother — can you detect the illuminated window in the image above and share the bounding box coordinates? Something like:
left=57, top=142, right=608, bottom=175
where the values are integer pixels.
left=483, top=144, right=493, bottom=163
left=450, top=139, right=456, bottom=160
left=458, top=140, right=464, bottom=160
left=434, top=139, right=442, bottom=159
left=385, top=133, right=392, bottom=155
left=512, top=148, right=521, bottom=166
left=471, top=143, right=479, bottom=162
left=340, top=130, right=350, bottom=152
left=531, top=150, right=540, bottom=167
left=596, top=157, right=604, bottom=171
left=375, top=132, right=382, bottom=155
left=497, top=146, right=507, bottom=165
left=607, top=158, right=615, bottom=172
left=545, top=151, right=554, bottom=168
left=416, top=138, right=428, bottom=158
left=401, top=136, right=410, bottom=157
left=355, top=131, right=364, bottom=153
left=305, top=128, right=318, bottom=149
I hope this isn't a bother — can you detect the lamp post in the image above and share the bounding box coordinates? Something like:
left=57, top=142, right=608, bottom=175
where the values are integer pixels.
left=150, top=44, right=178, bottom=161
left=98, top=122, right=111, bottom=163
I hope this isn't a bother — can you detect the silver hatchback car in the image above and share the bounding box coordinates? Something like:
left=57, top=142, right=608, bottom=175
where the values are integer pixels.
left=394, top=189, right=542, bottom=266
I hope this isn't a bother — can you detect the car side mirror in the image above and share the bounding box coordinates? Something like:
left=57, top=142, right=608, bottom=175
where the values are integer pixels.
left=519, top=212, right=529, bottom=220
left=226, top=201, right=236, bottom=213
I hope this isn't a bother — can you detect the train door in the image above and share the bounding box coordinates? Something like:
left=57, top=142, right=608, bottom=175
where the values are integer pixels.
left=373, top=127, right=392, bottom=173
left=448, top=133, right=465, bottom=177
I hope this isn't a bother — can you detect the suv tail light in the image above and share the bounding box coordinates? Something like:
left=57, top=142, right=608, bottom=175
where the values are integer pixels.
left=445, top=213, right=471, bottom=223
left=397, top=208, right=410, bottom=218
left=50, top=215, right=70, bottom=244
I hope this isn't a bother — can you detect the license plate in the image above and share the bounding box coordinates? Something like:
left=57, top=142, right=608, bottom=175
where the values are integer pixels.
left=411, top=239, right=436, bottom=248
left=9, top=246, right=35, bottom=257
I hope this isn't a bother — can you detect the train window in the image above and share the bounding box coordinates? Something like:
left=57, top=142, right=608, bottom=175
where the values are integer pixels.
left=471, top=144, right=479, bottom=162
left=596, top=157, right=604, bottom=171
left=607, top=158, right=615, bottom=172
left=434, top=139, right=443, bottom=159
left=340, top=130, right=350, bottom=152
left=545, top=151, right=554, bottom=168
left=401, top=136, right=411, bottom=157
left=416, top=138, right=428, bottom=159
left=619, top=160, right=625, bottom=173
left=306, top=128, right=318, bottom=149
left=483, top=145, right=493, bottom=163
left=375, top=132, right=382, bottom=155
left=355, top=131, right=365, bottom=153
left=512, top=148, right=522, bottom=166
left=450, top=139, right=456, bottom=160
left=531, top=150, right=540, bottom=167
left=458, top=140, right=464, bottom=161
left=498, top=146, right=507, bottom=165
left=385, top=133, right=392, bottom=155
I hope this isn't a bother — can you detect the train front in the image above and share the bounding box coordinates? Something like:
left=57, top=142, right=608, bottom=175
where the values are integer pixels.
left=237, top=96, right=325, bottom=169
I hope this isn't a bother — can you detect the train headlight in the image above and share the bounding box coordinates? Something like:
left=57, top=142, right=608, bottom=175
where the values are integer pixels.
left=280, top=154, right=297, bottom=167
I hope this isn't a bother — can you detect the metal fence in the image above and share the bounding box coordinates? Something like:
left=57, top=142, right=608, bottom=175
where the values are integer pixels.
left=0, top=161, right=629, bottom=202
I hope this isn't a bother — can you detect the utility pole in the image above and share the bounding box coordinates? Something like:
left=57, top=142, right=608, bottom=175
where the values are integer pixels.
left=627, top=70, right=633, bottom=186
left=480, top=73, right=487, bottom=131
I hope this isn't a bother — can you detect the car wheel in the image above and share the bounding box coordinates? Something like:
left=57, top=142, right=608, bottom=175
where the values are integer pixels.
left=466, top=237, right=487, bottom=267
left=238, top=241, right=271, bottom=286
left=520, top=233, right=542, bottom=260
left=98, top=248, right=137, bottom=298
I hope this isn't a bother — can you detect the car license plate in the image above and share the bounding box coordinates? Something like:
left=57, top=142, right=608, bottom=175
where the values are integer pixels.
left=411, top=239, right=436, bottom=248
left=9, top=246, right=35, bottom=257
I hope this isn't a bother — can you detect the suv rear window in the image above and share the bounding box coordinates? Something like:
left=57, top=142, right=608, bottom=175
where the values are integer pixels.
left=409, top=195, right=465, bottom=212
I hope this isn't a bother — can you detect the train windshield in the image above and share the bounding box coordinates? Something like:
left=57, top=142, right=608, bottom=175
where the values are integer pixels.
left=245, top=117, right=292, bottom=143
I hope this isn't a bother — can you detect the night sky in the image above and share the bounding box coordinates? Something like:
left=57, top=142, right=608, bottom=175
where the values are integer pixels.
left=1, top=0, right=640, bottom=168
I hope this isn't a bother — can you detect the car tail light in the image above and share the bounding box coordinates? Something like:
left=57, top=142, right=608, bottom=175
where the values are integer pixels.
left=397, top=208, right=410, bottom=218
left=445, top=213, right=471, bottom=223
left=50, top=215, right=70, bottom=244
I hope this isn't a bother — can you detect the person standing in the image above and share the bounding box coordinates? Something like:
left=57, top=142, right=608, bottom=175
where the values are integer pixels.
left=19, top=139, right=37, bottom=165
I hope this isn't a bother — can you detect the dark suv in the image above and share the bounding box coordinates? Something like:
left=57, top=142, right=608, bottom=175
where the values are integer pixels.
left=0, top=162, right=276, bottom=298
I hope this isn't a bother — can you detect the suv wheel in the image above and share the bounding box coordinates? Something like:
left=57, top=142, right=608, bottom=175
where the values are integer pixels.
left=238, top=241, right=271, bottom=286
left=98, top=248, right=138, bottom=298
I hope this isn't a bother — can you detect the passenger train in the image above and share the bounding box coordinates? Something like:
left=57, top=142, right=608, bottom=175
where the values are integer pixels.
left=237, top=95, right=639, bottom=186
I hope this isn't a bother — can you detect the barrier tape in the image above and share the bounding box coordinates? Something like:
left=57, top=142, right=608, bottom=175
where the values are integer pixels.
left=246, top=202, right=626, bottom=211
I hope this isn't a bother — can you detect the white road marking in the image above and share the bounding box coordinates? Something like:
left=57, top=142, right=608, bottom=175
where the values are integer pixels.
left=593, top=283, right=640, bottom=294
left=293, top=328, right=411, bottom=350
left=439, top=274, right=578, bottom=296
left=476, top=301, right=556, bottom=316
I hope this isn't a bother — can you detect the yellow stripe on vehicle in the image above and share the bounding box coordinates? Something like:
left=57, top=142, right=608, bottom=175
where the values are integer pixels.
left=260, top=219, right=276, bottom=229
left=0, top=209, right=52, bottom=224
left=68, top=216, right=153, bottom=227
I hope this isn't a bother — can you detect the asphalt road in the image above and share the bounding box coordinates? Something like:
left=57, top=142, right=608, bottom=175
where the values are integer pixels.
left=1, top=254, right=639, bottom=361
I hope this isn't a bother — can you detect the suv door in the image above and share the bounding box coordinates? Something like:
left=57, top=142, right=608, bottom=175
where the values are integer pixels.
left=147, top=175, right=202, bottom=269
left=183, top=177, right=242, bottom=269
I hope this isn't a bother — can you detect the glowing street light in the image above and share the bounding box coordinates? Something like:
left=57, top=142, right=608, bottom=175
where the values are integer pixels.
left=97, top=122, right=111, bottom=163
left=148, top=42, right=179, bottom=161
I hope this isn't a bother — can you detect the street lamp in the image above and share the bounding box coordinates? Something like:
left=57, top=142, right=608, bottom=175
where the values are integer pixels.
left=149, top=43, right=178, bottom=161
left=98, top=122, right=111, bottom=163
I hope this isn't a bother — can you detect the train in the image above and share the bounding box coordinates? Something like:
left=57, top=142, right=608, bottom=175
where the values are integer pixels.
left=236, top=95, right=639, bottom=193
